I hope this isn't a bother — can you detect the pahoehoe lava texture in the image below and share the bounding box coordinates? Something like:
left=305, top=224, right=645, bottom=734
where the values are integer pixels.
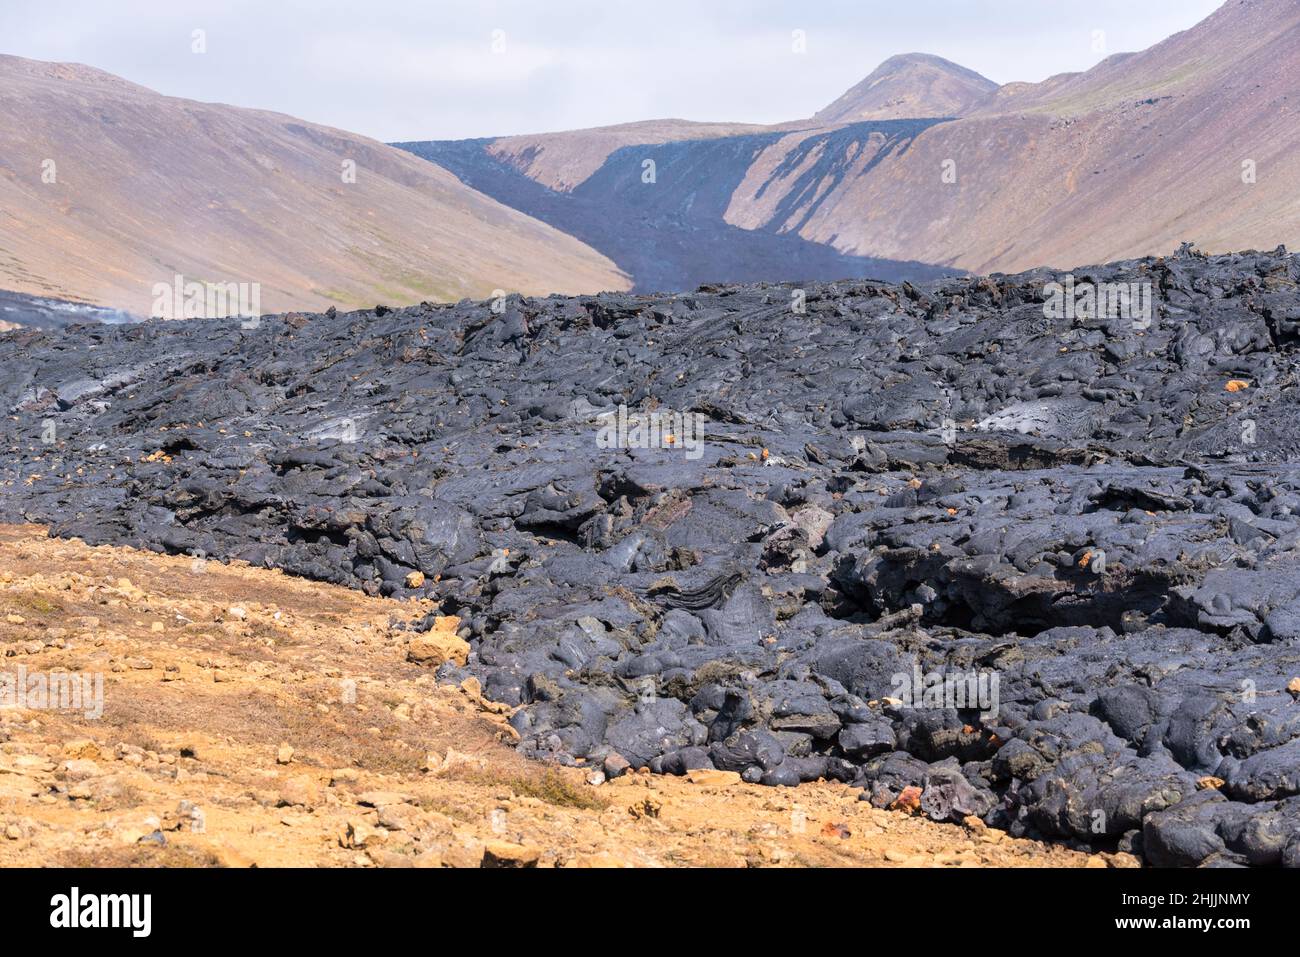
left=5, top=246, right=1300, bottom=866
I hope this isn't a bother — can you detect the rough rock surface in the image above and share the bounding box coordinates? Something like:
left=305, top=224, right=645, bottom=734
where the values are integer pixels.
left=0, top=525, right=1094, bottom=868
left=4, top=246, right=1300, bottom=866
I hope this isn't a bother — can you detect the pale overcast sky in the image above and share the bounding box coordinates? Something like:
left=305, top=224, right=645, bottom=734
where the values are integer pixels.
left=0, top=0, right=1226, bottom=142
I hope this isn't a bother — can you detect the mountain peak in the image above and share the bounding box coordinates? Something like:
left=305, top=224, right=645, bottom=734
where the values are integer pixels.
left=0, top=53, right=156, bottom=95
left=815, top=53, right=998, bottom=124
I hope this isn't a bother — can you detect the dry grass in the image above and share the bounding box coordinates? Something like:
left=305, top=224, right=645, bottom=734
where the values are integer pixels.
left=444, top=765, right=609, bottom=811
left=61, top=844, right=225, bottom=868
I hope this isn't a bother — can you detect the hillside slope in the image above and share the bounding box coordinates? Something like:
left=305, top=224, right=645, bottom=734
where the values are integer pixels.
left=0, top=55, right=629, bottom=315
left=400, top=1, right=1297, bottom=283
left=729, top=0, right=1300, bottom=272
left=400, top=122, right=960, bottom=293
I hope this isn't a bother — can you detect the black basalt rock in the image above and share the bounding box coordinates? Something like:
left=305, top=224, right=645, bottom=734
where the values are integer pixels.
left=5, top=248, right=1300, bottom=865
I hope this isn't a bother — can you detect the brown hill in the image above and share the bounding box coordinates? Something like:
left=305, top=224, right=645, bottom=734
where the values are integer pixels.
left=404, top=0, right=1297, bottom=283
left=814, top=53, right=998, bottom=123
left=487, top=119, right=772, bottom=193
left=0, top=55, right=628, bottom=315
left=455, top=55, right=996, bottom=197
left=726, top=0, right=1300, bottom=272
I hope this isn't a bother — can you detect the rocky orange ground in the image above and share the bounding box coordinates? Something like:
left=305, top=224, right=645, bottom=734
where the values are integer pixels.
left=0, top=525, right=1128, bottom=868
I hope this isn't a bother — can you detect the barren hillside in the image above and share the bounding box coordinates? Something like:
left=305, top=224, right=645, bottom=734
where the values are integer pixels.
left=0, top=55, right=629, bottom=315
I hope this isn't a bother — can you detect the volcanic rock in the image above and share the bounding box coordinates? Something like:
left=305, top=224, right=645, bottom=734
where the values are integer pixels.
left=4, top=247, right=1300, bottom=867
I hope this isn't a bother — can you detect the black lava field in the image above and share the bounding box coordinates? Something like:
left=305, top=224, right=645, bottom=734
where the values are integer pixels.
left=4, top=246, right=1300, bottom=867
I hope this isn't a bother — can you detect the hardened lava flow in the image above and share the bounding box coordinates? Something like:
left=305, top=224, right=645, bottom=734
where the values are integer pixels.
left=4, top=246, right=1300, bottom=866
